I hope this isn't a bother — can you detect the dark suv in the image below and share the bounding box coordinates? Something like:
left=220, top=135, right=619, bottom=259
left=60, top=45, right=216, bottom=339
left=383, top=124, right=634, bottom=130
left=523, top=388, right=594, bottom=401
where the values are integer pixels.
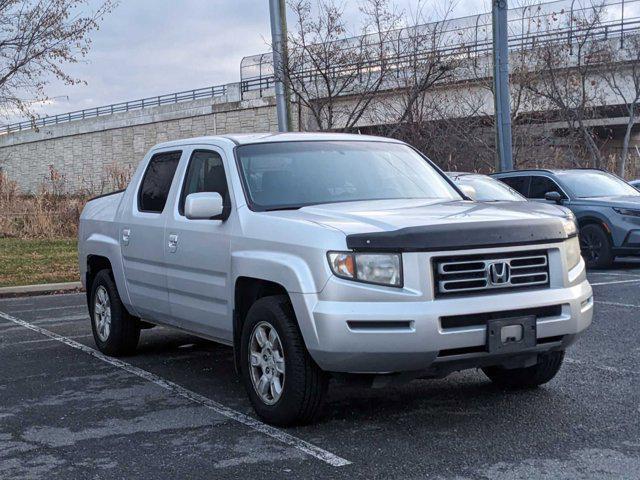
left=492, top=169, right=640, bottom=268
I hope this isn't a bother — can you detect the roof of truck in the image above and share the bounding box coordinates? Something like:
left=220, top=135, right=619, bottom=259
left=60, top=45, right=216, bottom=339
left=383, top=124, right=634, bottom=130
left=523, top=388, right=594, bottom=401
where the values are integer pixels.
left=151, top=132, right=404, bottom=150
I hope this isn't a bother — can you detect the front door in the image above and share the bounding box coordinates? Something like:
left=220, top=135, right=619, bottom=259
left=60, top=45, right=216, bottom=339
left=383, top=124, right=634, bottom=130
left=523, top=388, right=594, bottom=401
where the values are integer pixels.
left=163, top=147, right=234, bottom=342
left=529, top=175, right=566, bottom=203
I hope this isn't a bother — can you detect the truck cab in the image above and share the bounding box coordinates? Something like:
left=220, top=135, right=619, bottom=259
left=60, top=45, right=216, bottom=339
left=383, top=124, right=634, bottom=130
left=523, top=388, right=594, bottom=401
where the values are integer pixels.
left=79, top=133, right=593, bottom=425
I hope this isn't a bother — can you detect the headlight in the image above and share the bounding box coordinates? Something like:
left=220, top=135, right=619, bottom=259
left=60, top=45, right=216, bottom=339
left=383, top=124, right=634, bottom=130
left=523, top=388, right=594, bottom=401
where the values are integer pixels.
left=565, top=236, right=581, bottom=270
left=328, top=252, right=402, bottom=287
left=613, top=207, right=640, bottom=217
left=562, top=217, right=578, bottom=237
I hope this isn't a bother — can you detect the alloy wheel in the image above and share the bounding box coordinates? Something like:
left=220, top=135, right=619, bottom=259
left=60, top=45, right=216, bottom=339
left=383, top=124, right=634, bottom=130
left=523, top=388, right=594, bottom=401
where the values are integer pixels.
left=94, top=285, right=112, bottom=342
left=248, top=321, right=286, bottom=405
left=580, top=232, right=602, bottom=263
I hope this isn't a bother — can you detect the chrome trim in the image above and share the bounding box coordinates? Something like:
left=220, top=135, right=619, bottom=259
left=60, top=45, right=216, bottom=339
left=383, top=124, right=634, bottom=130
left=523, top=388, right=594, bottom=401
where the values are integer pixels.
left=435, top=252, right=549, bottom=295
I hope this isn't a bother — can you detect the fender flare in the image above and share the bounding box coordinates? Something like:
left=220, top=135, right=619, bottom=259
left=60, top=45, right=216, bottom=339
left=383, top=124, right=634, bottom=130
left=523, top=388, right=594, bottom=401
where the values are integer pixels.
left=231, top=250, right=327, bottom=360
left=83, top=233, right=138, bottom=316
left=231, top=250, right=322, bottom=294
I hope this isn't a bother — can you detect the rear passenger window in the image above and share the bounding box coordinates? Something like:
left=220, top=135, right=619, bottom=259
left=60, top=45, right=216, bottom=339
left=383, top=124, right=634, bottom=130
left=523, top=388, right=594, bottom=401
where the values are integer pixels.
left=500, top=176, right=530, bottom=196
left=529, top=176, right=562, bottom=199
left=138, top=151, right=182, bottom=213
left=179, top=150, right=230, bottom=215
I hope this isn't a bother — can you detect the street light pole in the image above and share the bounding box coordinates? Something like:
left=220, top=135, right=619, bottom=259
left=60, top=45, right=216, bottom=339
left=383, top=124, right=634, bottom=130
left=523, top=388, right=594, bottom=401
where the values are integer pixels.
left=492, top=0, right=514, bottom=171
left=269, top=0, right=292, bottom=132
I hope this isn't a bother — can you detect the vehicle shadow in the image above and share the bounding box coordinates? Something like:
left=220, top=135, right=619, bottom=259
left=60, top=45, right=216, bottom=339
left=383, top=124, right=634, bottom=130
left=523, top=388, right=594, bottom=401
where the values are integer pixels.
left=611, top=257, right=640, bottom=270
left=128, top=327, right=594, bottom=441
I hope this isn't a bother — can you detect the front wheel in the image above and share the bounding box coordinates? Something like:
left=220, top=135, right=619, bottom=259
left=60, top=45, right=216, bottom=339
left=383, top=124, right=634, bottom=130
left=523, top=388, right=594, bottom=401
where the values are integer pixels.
left=482, top=351, right=565, bottom=389
left=240, top=296, right=328, bottom=426
left=90, top=269, right=140, bottom=356
left=580, top=224, right=613, bottom=269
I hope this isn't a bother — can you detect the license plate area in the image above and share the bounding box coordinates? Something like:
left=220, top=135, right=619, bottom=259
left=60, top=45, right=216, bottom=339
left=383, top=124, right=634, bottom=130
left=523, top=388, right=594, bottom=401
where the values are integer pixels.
left=487, top=315, right=536, bottom=354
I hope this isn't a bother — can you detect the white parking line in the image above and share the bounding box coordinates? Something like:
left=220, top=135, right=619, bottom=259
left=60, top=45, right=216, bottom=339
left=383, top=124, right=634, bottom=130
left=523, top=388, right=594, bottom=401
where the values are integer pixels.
left=32, top=314, right=88, bottom=323
left=1, top=334, right=93, bottom=346
left=589, top=272, right=640, bottom=278
left=11, top=304, right=86, bottom=314
left=0, top=320, right=89, bottom=334
left=565, top=357, right=637, bottom=375
left=595, top=300, right=640, bottom=309
left=589, top=279, right=640, bottom=286
left=0, top=309, right=351, bottom=468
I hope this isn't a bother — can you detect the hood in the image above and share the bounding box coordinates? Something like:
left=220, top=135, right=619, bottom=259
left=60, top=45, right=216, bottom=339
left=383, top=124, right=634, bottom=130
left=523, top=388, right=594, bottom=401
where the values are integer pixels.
left=572, top=195, right=640, bottom=209
left=482, top=200, right=572, bottom=218
left=293, top=199, right=571, bottom=236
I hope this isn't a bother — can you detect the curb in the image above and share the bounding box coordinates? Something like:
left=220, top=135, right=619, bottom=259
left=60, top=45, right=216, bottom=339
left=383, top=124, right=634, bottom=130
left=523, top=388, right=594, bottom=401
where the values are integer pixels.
left=0, top=282, right=83, bottom=298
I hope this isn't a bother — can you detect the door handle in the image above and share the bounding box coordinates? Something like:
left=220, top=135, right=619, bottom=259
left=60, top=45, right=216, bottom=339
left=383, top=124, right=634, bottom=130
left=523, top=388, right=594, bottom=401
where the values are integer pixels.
left=168, top=234, right=179, bottom=253
left=122, top=228, right=131, bottom=245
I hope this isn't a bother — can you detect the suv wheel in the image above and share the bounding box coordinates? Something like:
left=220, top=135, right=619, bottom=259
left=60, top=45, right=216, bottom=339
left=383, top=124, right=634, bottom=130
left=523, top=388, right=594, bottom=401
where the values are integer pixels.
left=580, top=224, right=613, bottom=269
left=482, top=351, right=564, bottom=389
left=90, top=270, right=140, bottom=356
left=240, top=295, right=328, bottom=426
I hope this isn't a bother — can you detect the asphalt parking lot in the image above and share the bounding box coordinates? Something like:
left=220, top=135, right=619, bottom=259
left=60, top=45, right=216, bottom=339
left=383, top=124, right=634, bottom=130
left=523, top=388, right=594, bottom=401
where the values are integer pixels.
left=1, top=262, right=640, bottom=479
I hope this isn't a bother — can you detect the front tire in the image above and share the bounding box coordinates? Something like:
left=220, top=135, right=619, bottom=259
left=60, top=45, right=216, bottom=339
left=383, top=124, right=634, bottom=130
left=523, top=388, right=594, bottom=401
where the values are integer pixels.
left=482, top=351, right=565, bottom=389
left=90, top=269, right=140, bottom=356
left=240, top=295, right=328, bottom=426
left=580, top=224, right=613, bottom=269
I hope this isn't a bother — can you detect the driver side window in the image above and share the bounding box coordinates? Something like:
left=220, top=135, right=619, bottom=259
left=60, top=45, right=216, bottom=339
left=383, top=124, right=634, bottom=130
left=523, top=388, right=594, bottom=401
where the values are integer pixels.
left=529, top=176, right=563, bottom=199
left=178, top=150, right=229, bottom=216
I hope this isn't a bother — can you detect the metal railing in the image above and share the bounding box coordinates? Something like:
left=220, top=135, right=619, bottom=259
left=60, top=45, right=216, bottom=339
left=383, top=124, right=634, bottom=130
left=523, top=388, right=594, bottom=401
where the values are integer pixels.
left=2, top=84, right=227, bottom=135
left=4, top=0, right=639, bottom=134
left=240, top=0, right=640, bottom=91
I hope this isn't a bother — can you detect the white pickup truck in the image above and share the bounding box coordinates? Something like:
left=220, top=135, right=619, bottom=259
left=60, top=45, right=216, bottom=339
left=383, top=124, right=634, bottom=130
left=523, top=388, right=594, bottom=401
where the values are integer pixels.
left=78, top=133, right=593, bottom=425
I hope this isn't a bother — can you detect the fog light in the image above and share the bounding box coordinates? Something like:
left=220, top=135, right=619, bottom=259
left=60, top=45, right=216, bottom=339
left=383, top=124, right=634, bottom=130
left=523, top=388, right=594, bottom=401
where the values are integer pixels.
left=581, top=296, right=593, bottom=309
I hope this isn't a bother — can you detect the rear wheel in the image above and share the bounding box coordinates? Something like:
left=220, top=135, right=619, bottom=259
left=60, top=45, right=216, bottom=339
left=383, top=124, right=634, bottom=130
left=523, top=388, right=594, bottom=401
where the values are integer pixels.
left=90, top=270, right=140, bottom=356
left=580, top=224, right=613, bottom=269
left=482, top=351, right=565, bottom=389
left=240, top=295, right=328, bottom=426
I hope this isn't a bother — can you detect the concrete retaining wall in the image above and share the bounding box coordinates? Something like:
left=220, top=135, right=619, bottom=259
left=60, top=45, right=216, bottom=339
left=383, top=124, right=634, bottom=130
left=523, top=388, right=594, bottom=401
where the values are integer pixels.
left=0, top=83, right=279, bottom=192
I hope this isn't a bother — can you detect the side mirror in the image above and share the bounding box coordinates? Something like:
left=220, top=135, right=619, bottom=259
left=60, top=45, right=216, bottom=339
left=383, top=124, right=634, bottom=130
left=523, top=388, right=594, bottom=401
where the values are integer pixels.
left=544, top=191, right=564, bottom=204
left=185, top=192, right=225, bottom=219
left=459, top=184, right=477, bottom=199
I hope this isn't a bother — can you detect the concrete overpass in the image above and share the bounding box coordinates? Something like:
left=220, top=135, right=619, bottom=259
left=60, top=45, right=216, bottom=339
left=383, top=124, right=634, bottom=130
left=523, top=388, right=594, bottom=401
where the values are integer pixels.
left=1, top=0, right=639, bottom=192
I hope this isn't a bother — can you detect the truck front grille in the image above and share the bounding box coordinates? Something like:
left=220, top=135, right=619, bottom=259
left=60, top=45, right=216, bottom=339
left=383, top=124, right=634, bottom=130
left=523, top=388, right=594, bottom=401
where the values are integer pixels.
left=433, top=250, right=549, bottom=297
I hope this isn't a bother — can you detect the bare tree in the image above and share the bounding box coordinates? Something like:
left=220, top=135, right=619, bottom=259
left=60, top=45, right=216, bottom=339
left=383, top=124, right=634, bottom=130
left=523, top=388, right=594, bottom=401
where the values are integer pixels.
left=0, top=0, right=115, bottom=122
left=379, top=1, right=460, bottom=138
left=523, top=2, right=611, bottom=168
left=601, top=34, right=640, bottom=178
left=283, top=0, right=401, bottom=131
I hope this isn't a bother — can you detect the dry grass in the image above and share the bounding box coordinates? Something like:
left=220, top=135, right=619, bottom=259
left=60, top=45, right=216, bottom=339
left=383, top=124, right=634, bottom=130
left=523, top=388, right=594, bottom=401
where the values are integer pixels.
left=0, top=165, right=132, bottom=286
left=0, top=164, right=132, bottom=239
left=0, top=167, right=85, bottom=239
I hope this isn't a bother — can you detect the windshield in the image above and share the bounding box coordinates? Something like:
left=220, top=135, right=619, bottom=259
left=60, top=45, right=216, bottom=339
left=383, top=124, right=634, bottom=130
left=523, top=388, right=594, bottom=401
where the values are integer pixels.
left=555, top=171, right=640, bottom=198
left=236, top=141, right=461, bottom=210
left=453, top=175, right=526, bottom=202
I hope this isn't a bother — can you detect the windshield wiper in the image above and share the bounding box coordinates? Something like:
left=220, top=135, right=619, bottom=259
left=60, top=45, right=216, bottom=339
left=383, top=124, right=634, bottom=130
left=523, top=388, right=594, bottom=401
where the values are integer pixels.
left=263, top=206, right=303, bottom=212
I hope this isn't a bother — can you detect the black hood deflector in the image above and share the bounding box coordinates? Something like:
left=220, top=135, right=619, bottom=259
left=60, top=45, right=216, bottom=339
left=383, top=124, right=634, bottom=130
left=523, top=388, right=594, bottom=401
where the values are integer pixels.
left=346, top=218, right=571, bottom=252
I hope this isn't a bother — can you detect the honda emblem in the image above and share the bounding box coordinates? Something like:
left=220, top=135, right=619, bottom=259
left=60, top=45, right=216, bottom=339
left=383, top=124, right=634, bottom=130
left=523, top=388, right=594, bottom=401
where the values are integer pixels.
left=488, top=262, right=511, bottom=285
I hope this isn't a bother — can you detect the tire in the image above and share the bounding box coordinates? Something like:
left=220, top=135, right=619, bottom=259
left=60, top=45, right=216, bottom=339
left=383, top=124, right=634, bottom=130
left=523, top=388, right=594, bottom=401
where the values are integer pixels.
left=579, top=224, right=613, bottom=269
left=240, top=295, right=328, bottom=426
left=90, top=269, right=140, bottom=356
left=482, top=351, right=565, bottom=389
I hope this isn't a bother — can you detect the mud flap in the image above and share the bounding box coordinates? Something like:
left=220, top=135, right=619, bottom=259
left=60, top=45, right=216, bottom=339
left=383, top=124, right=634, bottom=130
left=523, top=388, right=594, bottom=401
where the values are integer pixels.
left=232, top=309, right=242, bottom=374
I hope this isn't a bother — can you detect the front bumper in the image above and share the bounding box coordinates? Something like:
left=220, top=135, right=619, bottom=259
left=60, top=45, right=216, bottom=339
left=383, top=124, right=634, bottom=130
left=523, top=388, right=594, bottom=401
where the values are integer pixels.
left=292, top=279, right=593, bottom=374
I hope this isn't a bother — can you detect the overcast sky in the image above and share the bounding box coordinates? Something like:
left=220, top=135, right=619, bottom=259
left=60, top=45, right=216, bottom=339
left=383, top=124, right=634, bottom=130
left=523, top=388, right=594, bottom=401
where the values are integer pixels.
left=23, top=0, right=491, bottom=121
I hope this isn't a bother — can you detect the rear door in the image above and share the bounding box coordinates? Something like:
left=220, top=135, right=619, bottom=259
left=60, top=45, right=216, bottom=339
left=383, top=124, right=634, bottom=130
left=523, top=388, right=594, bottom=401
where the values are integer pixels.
left=499, top=176, right=531, bottom=197
left=163, top=146, right=234, bottom=342
left=120, top=149, right=183, bottom=322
